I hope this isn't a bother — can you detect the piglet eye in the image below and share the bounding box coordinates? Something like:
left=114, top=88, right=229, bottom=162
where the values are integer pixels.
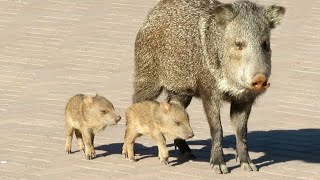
left=235, top=41, right=245, bottom=50
left=100, top=110, right=108, bottom=114
left=175, top=122, right=181, bottom=126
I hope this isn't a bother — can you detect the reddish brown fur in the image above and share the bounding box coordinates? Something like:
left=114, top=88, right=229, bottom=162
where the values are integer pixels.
left=122, top=101, right=194, bottom=165
left=65, top=94, right=121, bottom=160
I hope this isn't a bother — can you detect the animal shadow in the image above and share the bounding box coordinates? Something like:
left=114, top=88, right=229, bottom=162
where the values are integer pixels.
left=95, top=129, right=320, bottom=168
left=95, top=143, right=159, bottom=161
left=95, top=142, right=199, bottom=163
left=169, top=129, right=320, bottom=168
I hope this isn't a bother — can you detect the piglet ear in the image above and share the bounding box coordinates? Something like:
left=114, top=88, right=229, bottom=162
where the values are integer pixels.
left=264, top=5, right=286, bottom=29
left=84, top=96, right=93, bottom=107
left=214, top=3, right=236, bottom=27
left=160, top=102, right=171, bottom=113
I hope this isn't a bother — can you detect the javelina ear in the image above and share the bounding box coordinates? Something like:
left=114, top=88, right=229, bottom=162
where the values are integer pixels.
left=264, top=5, right=286, bottom=29
left=214, top=4, right=235, bottom=27
left=84, top=96, right=93, bottom=107
left=160, top=102, right=171, bottom=113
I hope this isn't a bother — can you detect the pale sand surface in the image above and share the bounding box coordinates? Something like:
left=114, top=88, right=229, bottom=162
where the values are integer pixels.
left=0, top=0, right=319, bottom=179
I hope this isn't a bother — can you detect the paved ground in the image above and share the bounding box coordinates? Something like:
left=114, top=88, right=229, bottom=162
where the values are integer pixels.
left=0, top=0, right=320, bottom=179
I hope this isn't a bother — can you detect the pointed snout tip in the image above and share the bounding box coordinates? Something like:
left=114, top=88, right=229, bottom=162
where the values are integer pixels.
left=251, top=73, right=271, bottom=92
left=188, top=133, right=194, bottom=139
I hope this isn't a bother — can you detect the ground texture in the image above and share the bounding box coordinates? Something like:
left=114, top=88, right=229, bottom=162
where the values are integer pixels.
left=0, top=0, right=320, bottom=179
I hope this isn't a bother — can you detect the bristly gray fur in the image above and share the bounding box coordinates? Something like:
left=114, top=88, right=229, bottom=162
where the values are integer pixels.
left=133, top=0, right=285, bottom=174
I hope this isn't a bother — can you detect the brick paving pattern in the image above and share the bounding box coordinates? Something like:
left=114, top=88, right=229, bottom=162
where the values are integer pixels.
left=0, top=0, right=319, bottom=179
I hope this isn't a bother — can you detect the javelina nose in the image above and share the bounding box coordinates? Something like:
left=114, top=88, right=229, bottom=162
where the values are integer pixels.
left=188, top=133, right=194, bottom=139
left=116, top=116, right=121, bottom=121
left=251, top=73, right=270, bottom=91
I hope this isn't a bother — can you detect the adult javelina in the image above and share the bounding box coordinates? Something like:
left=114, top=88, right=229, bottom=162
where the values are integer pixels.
left=133, top=0, right=285, bottom=174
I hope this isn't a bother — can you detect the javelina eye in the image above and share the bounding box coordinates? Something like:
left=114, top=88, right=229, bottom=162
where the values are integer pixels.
left=100, top=110, right=108, bottom=114
left=175, top=122, right=181, bottom=126
left=262, top=41, right=270, bottom=51
left=235, top=41, right=245, bottom=50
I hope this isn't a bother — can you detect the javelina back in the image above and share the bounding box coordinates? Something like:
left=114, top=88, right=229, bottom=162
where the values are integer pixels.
left=122, top=101, right=194, bottom=165
left=65, top=94, right=121, bottom=160
left=133, top=0, right=285, bottom=174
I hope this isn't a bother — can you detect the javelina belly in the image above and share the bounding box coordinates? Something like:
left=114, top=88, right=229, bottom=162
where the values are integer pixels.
left=122, top=101, right=194, bottom=165
left=133, top=0, right=285, bottom=174
left=65, top=94, right=121, bottom=160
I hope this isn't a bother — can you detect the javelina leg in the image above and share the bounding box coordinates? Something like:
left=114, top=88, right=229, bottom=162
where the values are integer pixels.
left=230, top=101, right=258, bottom=171
left=132, top=79, right=162, bottom=103
left=91, top=134, right=95, bottom=155
left=91, top=134, right=95, bottom=147
left=203, top=96, right=228, bottom=174
left=122, top=128, right=129, bottom=158
left=151, top=132, right=169, bottom=165
left=123, top=128, right=139, bottom=162
left=74, top=129, right=84, bottom=152
left=167, top=93, right=195, bottom=159
left=65, top=123, right=74, bottom=154
left=82, top=129, right=96, bottom=160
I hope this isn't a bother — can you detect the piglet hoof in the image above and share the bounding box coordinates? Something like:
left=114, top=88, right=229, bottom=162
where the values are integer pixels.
left=212, top=164, right=229, bottom=174
left=160, top=158, right=170, bottom=166
left=86, top=155, right=93, bottom=160
left=241, top=162, right=258, bottom=171
left=122, top=153, right=128, bottom=158
left=85, top=152, right=95, bottom=160
left=65, top=146, right=72, bottom=154
left=129, top=158, right=136, bottom=163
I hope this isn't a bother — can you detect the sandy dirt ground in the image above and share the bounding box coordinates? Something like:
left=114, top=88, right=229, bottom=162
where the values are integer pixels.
left=0, top=0, right=319, bottom=179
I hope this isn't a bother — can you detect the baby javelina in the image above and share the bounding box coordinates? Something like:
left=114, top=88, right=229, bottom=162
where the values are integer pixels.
left=65, top=94, right=121, bottom=160
left=122, top=101, right=194, bottom=165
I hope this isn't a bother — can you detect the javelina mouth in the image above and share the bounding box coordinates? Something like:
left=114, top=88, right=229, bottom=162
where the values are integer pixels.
left=108, top=121, right=119, bottom=126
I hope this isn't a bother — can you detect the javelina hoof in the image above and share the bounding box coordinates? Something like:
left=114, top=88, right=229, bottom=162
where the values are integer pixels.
left=86, top=154, right=95, bottom=160
left=241, top=162, right=258, bottom=171
left=129, top=158, right=136, bottom=162
left=213, top=164, right=229, bottom=174
left=160, top=158, right=170, bottom=166
left=65, top=146, right=71, bottom=154
left=85, top=152, right=96, bottom=160
left=86, top=155, right=92, bottom=160
left=122, top=153, right=128, bottom=158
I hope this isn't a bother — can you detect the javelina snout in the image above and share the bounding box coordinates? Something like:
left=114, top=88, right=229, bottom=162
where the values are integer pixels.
left=251, top=73, right=270, bottom=91
left=172, top=121, right=194, bottom=140
left=163, top=104, right=194, bottom=140
left=101, top=109, right=121, bottom=126
left=92, top=96, right=121, bottom=126
left=187, top=132, right=194, bottom=139
left=178, top=119, right=194, bottom=140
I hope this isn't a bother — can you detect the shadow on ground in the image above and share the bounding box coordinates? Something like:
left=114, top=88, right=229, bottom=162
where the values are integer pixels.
left=170, top=128, right=320, bottom=170
left=96, top=129, right=320, bottom=170
left=95, top=143, right=159, bottom=161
